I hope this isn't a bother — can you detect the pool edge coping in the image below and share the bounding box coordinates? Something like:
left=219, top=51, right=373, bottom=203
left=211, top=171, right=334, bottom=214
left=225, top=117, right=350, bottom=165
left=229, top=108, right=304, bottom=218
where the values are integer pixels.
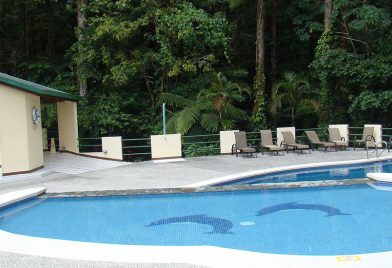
left=183, top=155, right=392, bottom=188
left=0, top=188, right=46, bottom=209
left=0, top=229, right=391, bottom=268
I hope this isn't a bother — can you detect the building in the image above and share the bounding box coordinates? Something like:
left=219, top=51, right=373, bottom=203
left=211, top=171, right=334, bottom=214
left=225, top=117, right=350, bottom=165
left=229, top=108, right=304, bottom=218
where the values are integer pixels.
left=0, top=72, right=81, bottom=176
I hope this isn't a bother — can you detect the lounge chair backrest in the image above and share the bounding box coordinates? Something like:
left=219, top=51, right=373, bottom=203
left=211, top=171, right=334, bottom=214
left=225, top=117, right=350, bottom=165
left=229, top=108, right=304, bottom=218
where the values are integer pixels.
left=362, top=126, right=374, bottom=141
left=281, top=131, right=295, bottom=144
left=235, top=131, right=248, bottom=149
left=305, top=131, right=320, bottom=143
left=329, top=128, right=342, bottom=142
left=260, top=130, right=274, bottom=146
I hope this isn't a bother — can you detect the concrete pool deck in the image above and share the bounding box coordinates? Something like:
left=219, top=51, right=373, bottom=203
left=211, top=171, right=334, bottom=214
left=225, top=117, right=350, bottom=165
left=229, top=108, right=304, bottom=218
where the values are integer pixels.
left=1, top=149, right=392, bottom=268
left=1, top=149, right=391, bottom=194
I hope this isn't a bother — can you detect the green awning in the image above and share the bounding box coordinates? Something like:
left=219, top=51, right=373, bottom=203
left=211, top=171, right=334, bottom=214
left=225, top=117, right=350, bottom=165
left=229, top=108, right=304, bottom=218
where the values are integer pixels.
left=0, top=72, right=81, bottom=102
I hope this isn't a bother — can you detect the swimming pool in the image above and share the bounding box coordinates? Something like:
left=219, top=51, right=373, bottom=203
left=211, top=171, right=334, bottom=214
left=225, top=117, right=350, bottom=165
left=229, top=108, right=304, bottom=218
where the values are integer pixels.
left=1, top=184, right=392, bottom=256
left=214, top=159, right=392, bottom=186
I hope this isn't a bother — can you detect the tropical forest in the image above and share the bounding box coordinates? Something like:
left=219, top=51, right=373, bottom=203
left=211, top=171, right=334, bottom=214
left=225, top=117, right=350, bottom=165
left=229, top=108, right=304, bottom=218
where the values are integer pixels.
left=1, top=0, right=392, bottom=143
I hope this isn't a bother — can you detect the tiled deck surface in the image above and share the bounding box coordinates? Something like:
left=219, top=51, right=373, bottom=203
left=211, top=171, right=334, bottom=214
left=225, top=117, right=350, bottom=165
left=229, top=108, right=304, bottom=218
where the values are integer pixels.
left=1, top=149, right=391, bottom=194
left=0, top=149, right=392, bottom=267
left=43, top=152, right=130, bottom=175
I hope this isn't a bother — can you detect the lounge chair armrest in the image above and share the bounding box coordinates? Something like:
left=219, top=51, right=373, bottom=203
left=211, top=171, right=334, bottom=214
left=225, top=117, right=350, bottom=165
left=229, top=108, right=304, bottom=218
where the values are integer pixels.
left=231, top=144, right=237, bottom=155
left=365, top=135, right=375, bottom=142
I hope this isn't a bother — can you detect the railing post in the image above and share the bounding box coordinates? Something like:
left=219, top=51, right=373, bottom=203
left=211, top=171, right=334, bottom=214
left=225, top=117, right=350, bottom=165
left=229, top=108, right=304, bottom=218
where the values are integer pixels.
left=162, top=103, right=166, bottom=135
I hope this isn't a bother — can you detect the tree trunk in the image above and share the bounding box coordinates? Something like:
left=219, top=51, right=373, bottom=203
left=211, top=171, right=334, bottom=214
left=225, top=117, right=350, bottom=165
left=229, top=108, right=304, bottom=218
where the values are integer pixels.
left=270, top=0, right=278, bottom=85
left=0, top=0, right=4, bottom=69
left=324, top=0, right=333, bottom=31
left=77, top=0, right=88, bottom=96
left=291, top=107, right=295, bottom=127
left=46, top=0, right=54, bottom=62
left=20, top=0, right=29, bottom=57
left=253, top=0, right=265, bottom=112
left=255, top=0, right=265, bottom=76
left=251, top=0, right=267, bottom=128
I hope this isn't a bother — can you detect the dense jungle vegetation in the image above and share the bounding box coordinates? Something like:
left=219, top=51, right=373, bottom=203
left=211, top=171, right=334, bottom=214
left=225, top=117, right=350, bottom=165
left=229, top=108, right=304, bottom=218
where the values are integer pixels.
left=1, top=0, right=392, bottom=138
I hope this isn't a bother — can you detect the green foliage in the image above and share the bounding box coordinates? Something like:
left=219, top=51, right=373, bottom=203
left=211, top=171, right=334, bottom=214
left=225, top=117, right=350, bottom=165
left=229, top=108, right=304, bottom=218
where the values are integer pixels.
left=161, top=72, right=249, bottom=134
left=183, top=143, right=219, bottom=157
left=78, top=91, right=134, bottom=136
left=75, top=0, right=230, bottom=91
left=311, top=1, right=392, bottom=125
left=3, top=0, right=392, bottom=140
left=290, top=0, right=324, bottom=41
left=250, top=67, right=267, bottom=130
left=349, top=90, right=392, bottom=126
left=271, top=71, right=319, bottom=126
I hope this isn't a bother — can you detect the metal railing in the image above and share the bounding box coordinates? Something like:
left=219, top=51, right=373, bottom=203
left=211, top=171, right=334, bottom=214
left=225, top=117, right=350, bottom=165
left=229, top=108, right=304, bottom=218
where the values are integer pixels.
left=182, top=133, right=220, bottom=157
left=122, top=137, right=151, bottom=161
left=46, top=126, right=392, bottom=162
left=78, top=137, right=102, bottom=153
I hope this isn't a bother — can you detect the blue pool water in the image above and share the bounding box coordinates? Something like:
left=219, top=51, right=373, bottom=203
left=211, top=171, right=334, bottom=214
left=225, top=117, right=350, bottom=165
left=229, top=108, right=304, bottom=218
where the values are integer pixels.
left=1, top=185, right=392, bottom=255
left=215, top=159, right=392, bottom=185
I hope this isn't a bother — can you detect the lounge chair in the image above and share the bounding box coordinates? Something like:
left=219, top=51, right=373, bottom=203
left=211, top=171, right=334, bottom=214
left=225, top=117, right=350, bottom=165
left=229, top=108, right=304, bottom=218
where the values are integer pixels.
left=260, top=130, right=283, bottom=156
left=305, top=130, right=337, bottom=151
left=328, top=128, right=348, bottom=150
left=353, top=126, right=375, bottom=150
left=232, top=131, right=257, bottom=157
left=281, top=131, right=311, bottom=153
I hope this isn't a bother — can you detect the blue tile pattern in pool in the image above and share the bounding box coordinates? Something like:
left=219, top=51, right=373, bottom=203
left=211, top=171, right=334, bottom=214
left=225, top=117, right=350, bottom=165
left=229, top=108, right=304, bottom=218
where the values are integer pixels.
left=2, top=185, right=392, bottom=255
left=215, top=159, right=392, bottom=185
left=146, top=215, right=234, bottom=234
left=255, top=202, right=350, bottom=217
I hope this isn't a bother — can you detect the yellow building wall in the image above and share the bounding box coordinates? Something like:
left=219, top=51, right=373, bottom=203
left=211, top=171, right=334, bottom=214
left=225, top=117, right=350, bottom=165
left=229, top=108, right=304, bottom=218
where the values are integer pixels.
left=0, top=84, right=44, bottom=175
left=57, top=101, right=79, bottom=153
left=25, top=93, right=44, bottom=169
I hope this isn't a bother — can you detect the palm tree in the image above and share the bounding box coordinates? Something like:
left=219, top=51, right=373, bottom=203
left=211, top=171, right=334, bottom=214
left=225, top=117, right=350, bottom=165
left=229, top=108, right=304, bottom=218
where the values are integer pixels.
left=271, top=72, right=320, bottom=126
left=159, top=72, right=249, bottom=134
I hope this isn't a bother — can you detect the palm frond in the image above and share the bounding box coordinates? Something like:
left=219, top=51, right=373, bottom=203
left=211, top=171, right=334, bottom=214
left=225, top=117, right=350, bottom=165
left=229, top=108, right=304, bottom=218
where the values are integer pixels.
left=200, top=113, right=220, bottom=132
left=300, top=98, right=321, bottom=112
left=176, top=106, right=201, bottom=134
left=159, top=93, right=193, bottom=108
left=223, top=103, right=248, bottom=119
left=166, top=113, right=179, bottom=134
left=196, top=99, right=215, bottom=112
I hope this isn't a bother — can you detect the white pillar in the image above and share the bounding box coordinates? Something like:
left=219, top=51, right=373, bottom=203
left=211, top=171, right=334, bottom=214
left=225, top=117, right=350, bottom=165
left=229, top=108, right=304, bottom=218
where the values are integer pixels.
left=365, top=124, right=382, bottom=148
left=151, top=134, right=182, bottom=159
left=276, top=127, right=295, bottom=146
left=220, top=130, right=239, bottom=154
left=329, top=124, right=349, bottom=143
left=57, top=101, right=79, bottom=153
left=102, top=136, right=123, bottom=160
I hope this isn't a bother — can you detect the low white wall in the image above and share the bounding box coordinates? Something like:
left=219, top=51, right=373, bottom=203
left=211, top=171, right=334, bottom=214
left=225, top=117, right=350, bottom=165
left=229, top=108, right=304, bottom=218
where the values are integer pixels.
left=102, top=137, right=123, bottom=160
left=329, top=124, right=349, bottom=142
left=151, top=134, right=182, bottom=159
left=220, top=130, right=238, bottom=154
left=277, top=127, right=295, bottom=146
left=81, top=137, right=123, bottom=160
left=365, top=124, right=382, bottom=148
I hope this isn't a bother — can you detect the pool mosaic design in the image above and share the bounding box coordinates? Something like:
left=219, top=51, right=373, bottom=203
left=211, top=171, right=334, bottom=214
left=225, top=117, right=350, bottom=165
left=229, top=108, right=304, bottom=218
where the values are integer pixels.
left=1, top=185, right=392, bottom=256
